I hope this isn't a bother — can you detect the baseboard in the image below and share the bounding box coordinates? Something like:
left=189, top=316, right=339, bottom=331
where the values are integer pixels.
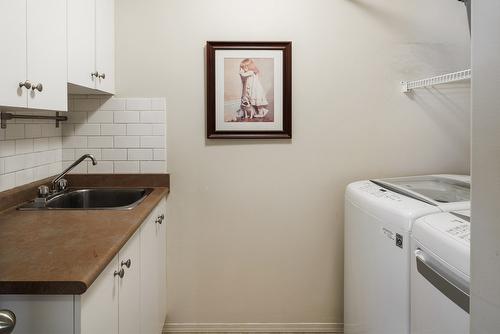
left=163, top=322, right=343, bottom=333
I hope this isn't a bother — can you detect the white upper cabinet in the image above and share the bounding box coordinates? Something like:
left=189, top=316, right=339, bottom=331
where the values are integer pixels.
left=68, top=0, right=115, bottom=94
left=0, top=0, right=27, bottom=109
left=67, top=0, right=95, bottom=90
left=0, top=0, right=67, bottom=111
left=95, top=0, right=115, bottom=94
left=27, top=0, right=68, bottom=111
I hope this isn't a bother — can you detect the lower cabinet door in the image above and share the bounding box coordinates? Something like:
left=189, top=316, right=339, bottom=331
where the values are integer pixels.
left=159, top=199, right=168, bottom=327
left=79, top=254, right=119, bottom=334
left=141, top=210, right=161, bottom=334
left=118, top=231, right=141, bottom=334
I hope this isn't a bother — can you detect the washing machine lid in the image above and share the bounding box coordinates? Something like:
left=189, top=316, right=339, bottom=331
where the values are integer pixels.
left=412, top=210, right=470, bottom=277
left=371, top=175, right=470, bottom=209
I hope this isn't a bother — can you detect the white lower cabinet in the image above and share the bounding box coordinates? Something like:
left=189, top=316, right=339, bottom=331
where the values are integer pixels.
left=0, top=198, right=167, bottom=334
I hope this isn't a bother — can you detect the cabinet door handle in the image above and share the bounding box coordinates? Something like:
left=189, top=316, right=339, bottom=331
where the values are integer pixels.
left=98, top=72, right=106, bottom=79
left=0, top=309, right=16, bottom=334
left=113, top=268, right=125, bottom=278
left=31, top=83, right=43, bottom=92
left=121, top=259, right=131, bottom=268
left=91, top=71, right=99, bottom=78
left=18, top=80, right=32, bottom=89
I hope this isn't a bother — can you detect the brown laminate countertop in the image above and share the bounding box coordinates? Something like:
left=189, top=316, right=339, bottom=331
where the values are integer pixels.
left=0, top=174, right=170, bottom=295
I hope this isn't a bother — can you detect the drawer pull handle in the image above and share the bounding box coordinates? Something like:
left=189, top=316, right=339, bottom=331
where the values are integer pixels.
left=121, top=259, right=131, bottom=268
left=113, top=268, right=124, bottom=278
left=98, top=72, right=106, bottom=79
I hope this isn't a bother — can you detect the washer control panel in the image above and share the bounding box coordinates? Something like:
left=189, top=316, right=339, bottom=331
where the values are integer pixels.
left=359, top=182, right=402, bottom=201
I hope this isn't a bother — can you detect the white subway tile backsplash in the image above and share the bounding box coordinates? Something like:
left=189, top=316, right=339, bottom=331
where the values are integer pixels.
left=48, top=137, right=62, bottom=150
left=63, top=136, right=87, bottom=149
left=57, top=97, right=167, bottom=178
left=6, top=124, right=25, bottom=140
left=87, top=111, right=114, bottom=124
left=115, top=136, right=140, bottom=148
left=140, top=136, right=165, bottom=148
left=87, top=161, right=113, bottom=174
left=75, top=148, right=102, bottom=160
left=74, top=124, right=101, bottom=136
left=62, top=149, right=75, bottom=161
left=33, top=165, right=50, bottom=180
left=41, top=124, right=62, bottom=137
left=128, top=149, right=153, bottom=161
left=15, top=169, right=34, bottom=186
left=140, top=111, right=165, bottom=124
left=127, top=124, right=153, bottom=136
left=140, top=161, right=165, bottom=173
left=0, top=115, right=70, bottom=191
left=100, top=98, right=126, bottom=111
left=102, top=149, right=127, bottom=161
left=5, top=155, right=27, bottom=174
left=63, top=160, right=87, bottom=174
left=0, top=141, right=16, bottom=157
left=114, top=111, right=140, bottom=124
left=0, top=173, right=16, bottom=191
left=73, top=98, right=101, bottom=112
left=152, top=124, right=165, bottom=136
left=67, top=112, right=87, bottom=124
left=62, top=124, right=75, bottom=136
left=25, top=124, right=42, bottom=138
left=114, top=161, right=140, bottom=173
left=88, top=136, right=113, bottom=148
left=101, top=124, right=126, bottom=136
left=34, top=138, right=49, bottom=152
left=151, top=98, right=166, bottom=111
left=153, top=149, right=166, bottom=161
left=126, top=98, right=151, bottom=111
left=15, top=139, right=34, bottom=154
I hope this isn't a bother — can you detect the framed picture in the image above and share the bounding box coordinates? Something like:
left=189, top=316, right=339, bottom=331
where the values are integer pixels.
left=206, top=41, right=292, bottom=139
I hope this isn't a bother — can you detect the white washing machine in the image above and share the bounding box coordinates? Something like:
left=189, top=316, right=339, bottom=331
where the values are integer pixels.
left=411, top=210, right=470, bottom=334
left=344, top=174, right=470, bottom=334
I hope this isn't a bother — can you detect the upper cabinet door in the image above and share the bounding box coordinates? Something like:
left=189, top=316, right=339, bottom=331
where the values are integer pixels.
left=95, top=0, right=115, bottom=94
left=0, top=0, right=28, bottom=108
left=68, top=0, right=96, bottom=90
left=27, top=0, right=67, bottom=111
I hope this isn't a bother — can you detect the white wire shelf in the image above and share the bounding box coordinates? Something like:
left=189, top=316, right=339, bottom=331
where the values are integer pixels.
left=401, top=69, right=471, bottom=93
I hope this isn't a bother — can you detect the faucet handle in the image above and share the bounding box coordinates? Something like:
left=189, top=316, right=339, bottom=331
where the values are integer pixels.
left=37, top=185, right=50, bottom=198
left=55, top=179, right=68, bottom=192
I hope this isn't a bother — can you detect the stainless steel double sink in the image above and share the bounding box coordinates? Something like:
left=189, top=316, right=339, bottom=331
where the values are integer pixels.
left=18, top=188, right=153, bottom=210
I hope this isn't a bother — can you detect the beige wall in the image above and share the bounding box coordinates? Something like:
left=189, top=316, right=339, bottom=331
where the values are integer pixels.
left=115, top=0, right=471, bottom=324
left=470, top=0, right=500, bottom=332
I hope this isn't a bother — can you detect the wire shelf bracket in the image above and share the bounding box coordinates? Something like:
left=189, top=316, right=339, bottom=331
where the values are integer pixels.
left=401, top=69, right=471, bottom=93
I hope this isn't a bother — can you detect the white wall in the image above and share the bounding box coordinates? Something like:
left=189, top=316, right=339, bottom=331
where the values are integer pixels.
left=115, top=0, right=471, bottom=325
left=470, top=0, right=500, bottom=332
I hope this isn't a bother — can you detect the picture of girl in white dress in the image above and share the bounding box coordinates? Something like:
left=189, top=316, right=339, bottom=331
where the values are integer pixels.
left=224, top=58, right=274, bottom=123
left=239, top=58, right=269, bottom=119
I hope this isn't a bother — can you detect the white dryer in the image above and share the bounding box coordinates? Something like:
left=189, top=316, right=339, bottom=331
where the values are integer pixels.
left=411, top=210, right=470, bottom=334
left=344, top=175, right=470, bottom=334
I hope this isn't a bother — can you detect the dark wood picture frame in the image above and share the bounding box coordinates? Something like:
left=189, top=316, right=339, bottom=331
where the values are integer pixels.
left=206, top=41, right=292, bottom=139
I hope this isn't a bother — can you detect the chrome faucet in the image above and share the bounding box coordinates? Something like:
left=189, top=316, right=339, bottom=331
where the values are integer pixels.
left=51, top=154, right=97, bottom=192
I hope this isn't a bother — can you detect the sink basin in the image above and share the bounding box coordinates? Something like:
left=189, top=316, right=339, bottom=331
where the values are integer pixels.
left=18, top=188, right=153, bottom=210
